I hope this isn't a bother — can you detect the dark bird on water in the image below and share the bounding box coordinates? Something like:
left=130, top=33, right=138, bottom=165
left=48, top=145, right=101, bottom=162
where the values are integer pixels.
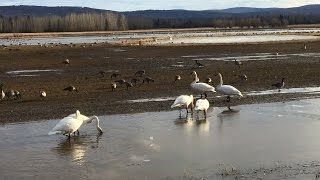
left=64, top=86, right=78, bottom=92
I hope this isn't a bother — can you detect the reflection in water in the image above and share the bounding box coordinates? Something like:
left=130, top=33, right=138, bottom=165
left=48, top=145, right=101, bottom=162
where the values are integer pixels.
left=52, top=134, right=102, bottom=165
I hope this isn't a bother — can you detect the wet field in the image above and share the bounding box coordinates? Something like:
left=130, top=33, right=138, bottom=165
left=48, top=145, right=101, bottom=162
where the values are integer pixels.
left=2, top=98, right=320, bottom=179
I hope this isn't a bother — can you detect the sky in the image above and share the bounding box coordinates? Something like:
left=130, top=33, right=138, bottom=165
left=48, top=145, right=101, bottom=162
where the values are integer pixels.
left=0, top=0, right=319, bottom=11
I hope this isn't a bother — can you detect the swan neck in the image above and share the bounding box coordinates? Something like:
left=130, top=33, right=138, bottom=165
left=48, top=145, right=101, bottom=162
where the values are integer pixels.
left=218, top=73, right=223, bottom=86
left=92, top=116, right=103, bottom=133
left=191, top=73, right=198, bottom=84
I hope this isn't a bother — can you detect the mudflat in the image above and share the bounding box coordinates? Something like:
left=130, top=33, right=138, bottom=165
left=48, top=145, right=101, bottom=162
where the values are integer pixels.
left=1, top=41, right=320, bottom=123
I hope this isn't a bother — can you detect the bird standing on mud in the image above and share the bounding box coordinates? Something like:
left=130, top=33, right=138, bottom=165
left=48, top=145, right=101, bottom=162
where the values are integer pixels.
left=110, top=72, right=121, bottom=79
left=234, top=58, right=242, bottom=68
left=111, top=83, right=117, bottom=91
left=135, top=70, right=145, bottom=77
left=195, top=60, right=205, bottom=68
left=40, top=90, right=46, bottom=98
left=64, top=59, right=70, bottom=65
left=272, top=78, right=285, bottom=91
left=64, top=86, right=78, bottom=92
left=174, top=75, right=181, bottom=82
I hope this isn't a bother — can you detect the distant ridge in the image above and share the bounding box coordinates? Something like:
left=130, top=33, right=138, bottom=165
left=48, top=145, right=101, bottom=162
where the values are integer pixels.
left=0, top=4, right=320, bottom=17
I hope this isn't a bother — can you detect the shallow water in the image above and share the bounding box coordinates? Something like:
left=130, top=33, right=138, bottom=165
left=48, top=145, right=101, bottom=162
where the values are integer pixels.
left=1, top=28, right=320, bottom=46
left=2, top=98, right=320, bottom=179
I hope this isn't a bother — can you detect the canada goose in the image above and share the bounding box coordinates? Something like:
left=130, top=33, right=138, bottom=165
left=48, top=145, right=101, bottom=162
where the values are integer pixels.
left=135, top=70, right=145, bottom=77
left=205, top=77, right=212, bottom=84
left=64, top=86, right=78, bottom=92
left=190, top=71, right=215, bottom=98
left=40, top=90, right=46, bottom=98
left=110, top=73, right=121, bottom=79
left=131, top=78, right=140, bottom=85
left=238, top=74, right=248, bottom=81
left=6, top=90, right=21, bottom=100
left=124, top=82, right=133, bottom=90
left=195, top=60, right=205, bottom=68
left=174, top=75, right=181, bottom=82
left=48, top=110, right=102, bottom=138
left=111, top=83, right=117, bottom=91
left=115, top=79, right=126, bottom=87
left=64, top=59, right=70, bottom=65
left=0, top=84, right=5, bottom=100
left=272, top=78, right=285, bottom=90
left=215, top=73, right=243, bottom=102
left=234, top=58, right=242, bottom=68
left=143, top=77, right=155, bottom=84
left=171, top=95, right=194, bottom=118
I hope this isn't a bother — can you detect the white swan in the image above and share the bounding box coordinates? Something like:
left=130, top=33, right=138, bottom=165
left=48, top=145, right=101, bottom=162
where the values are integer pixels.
left=190, top=71, right=215, bottom=98
left=194, top=98, right=210, bottom=120
left=216, top=73, right=243, bottom=102
left=48, top=110, right=103, bottom=137
left=171, top=95, right=194, bottom=118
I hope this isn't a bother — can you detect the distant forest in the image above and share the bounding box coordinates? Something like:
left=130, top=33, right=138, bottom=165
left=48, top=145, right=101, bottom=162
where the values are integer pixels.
left=1, top=12, right=320, bottom=33
left=127, top=14, right=320, bottom=29
left=0, top=12, right=127, bottom=33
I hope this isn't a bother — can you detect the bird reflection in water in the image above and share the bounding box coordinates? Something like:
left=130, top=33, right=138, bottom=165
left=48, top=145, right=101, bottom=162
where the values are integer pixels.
left=52, top=133, right=102, bottom=165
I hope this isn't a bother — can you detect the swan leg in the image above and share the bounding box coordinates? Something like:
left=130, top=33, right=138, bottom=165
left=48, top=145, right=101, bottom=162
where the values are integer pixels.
left=205, top=93, right=207, bottom=98
left=204, top=110, right=207, bottom=120
left=77, top=130, right=80, bottom=136
left=179, top=109, right=182, bottom=118
left=196, top=111, right=199, bottom=121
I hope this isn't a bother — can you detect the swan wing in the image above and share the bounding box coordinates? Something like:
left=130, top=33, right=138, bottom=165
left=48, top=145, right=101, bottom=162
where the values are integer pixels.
left=217, top=85, right=243, bottom=96
left=171, top=95, right=192, bottom=108
left=194, top=99, right=210, bottom=111
left=48, top=116, right=83, bottom=135
left=191, top=82, right=216, bottom=92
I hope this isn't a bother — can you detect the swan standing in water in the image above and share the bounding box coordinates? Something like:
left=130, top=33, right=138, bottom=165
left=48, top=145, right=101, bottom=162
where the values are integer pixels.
left=190, top=71, right=215, bottom=98
left=215, top=73, right=243, bottom=102
left=171, top=95, right=194, bottom=118
left=194, top=99, right=210, bottom=120
left=48, top=110, right=103, bottom=138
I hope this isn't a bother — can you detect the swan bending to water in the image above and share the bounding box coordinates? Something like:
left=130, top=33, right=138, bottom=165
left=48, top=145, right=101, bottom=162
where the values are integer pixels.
left=171, top=95, right=194, bottom=118
left=215, top=73, right=243, bottom=102
left=190, top=71, right=215, bottom=98
left=194, top=98, right=210, bottom=120
left=48, top=110, right=103, bottom=137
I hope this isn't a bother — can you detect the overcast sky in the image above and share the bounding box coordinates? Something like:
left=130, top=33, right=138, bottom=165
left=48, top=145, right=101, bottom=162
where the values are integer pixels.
left=1, top=0, right=319, bottom=11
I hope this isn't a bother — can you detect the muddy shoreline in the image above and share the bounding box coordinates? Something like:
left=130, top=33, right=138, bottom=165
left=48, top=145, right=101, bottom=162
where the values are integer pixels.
left=1, top=40, right=320, bottom=123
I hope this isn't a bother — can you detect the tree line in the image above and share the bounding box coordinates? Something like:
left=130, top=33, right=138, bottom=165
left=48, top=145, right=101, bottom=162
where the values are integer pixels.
left=1, top=12, right=320, bottom=32
left=0, top=12, right=127, bottom=33
left=127, top=14, right=320, bottom=29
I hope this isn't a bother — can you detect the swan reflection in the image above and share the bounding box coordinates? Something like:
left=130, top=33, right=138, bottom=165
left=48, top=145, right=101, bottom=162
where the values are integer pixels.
left=52, top=134, right=102, bottom=165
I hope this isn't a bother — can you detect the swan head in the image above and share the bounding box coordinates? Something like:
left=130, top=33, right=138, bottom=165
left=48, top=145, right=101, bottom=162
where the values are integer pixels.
left=190, top=71, right=197, bottom=76
left=214, top=73, right=221, bottom=77
left=189, top=95, right=193, bottom=99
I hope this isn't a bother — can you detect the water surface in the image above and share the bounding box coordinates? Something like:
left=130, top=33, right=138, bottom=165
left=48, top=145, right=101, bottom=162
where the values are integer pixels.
left=2, top=99, right=320, bottom=179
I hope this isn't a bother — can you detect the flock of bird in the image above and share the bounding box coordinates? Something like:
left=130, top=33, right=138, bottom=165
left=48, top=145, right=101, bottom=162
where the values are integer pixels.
left=0, top=55, right=286, bottom=138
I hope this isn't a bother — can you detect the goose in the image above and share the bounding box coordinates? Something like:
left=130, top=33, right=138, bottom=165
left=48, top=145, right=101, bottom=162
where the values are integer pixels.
left=111, top=83, right=117, bottom=91
left=194, top=99, right=210, bottom=120
left=40, top=90, right=46, bottom=98
left=215, top=73, right=243, bottom=102
left=115, top=79, right=126, bottom=87
left=6, top=90, right=21, bottom=100
left=195, top=60, right=205, bottom=68
left=171, top=95, right=194, bottom=118
left=272, top=78, right=285, bottom=90
left=234, top=58, right=242, bottom=68
left=64, top=59, right=70, bottom=65
left=131, top=78, right=140, bottom=85
left=174, top=75, right=181, bottom=82
left=238, top=74, right=248, bottom=81
left=143, top=77, right=154, bottom=84
left=0, top=84, right=5, bottom=100
left=190, top=71, right=216, bottom=98
left=124, top=82, right=133, bottom=90
left=205, top=77, right=212, bottom=84
left=110, top=73, right=121, bottom=79
left=135, top=70, right=145, bottom=77
left=48, top=110, right=103, bottom=138
left=64, top=86, right=78, bottom=92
